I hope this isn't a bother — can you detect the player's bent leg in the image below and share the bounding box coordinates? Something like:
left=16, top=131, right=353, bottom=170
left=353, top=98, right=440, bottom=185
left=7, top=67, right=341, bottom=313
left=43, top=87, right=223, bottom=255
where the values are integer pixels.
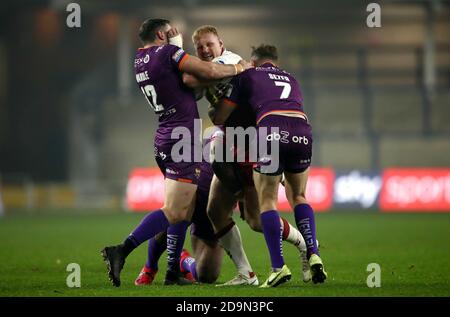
left=252, top=171, right=280, bottom=212
left=101, top=179, right=196, bottom=287
left=243, top=183, right=310, bottom=282
left=135, top=231, right=166, bottom=286
left=206, top=175, right=236, bottom=233
left=241, top=186, right=262, bottom=232
left=164, top=221, right=194, bottom=286
left=284, top=168, right=327, bottom=284
left=253, top=171, right=291, bottom=288
left=162, top=178, right=197, bottom=224
left=207, top=176, right=257, bottom=284
left=214, top=220, right=258, bottom=286
left=191, top=235, right=223, bottom=283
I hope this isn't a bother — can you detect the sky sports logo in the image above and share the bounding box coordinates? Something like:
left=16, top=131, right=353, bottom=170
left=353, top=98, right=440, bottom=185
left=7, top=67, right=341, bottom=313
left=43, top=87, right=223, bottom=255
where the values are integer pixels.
left=334, top=169, right=450, bottom=211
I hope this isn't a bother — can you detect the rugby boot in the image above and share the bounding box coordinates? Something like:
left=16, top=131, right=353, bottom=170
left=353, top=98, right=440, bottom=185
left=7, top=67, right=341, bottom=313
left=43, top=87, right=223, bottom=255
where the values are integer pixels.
left=259, top=265, right=292, bottom=288
left=309, top=253, right=327, bottom=284
left=101, top=245, right=126, bottom=287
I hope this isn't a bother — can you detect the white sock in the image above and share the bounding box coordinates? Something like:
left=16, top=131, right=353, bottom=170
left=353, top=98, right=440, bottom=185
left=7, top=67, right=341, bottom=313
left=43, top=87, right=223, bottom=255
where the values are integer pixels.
left=218, top=224, right=254, bottom=277
left=283, top=222, right=307, bottom=252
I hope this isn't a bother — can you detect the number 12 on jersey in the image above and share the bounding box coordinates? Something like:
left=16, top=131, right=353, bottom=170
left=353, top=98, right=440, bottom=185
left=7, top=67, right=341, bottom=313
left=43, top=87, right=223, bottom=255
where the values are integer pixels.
left=141, top=84, right=164, bottom=113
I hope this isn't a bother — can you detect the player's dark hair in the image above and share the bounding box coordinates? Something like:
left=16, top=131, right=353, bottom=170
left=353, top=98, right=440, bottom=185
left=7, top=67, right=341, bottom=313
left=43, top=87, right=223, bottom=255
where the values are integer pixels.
left=139, top=18, right=170, bottom=43
left=251, top=44, right=278, bottom=62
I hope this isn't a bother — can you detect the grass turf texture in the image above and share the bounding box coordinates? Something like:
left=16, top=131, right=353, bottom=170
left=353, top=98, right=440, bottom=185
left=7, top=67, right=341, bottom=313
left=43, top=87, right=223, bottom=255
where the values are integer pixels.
left=0, top=211, right=449, bottom=296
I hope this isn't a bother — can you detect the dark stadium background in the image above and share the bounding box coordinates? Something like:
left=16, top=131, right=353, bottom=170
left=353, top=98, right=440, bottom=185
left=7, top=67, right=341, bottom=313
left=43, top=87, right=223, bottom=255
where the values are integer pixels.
left=0, top=0, right=449, bottom=297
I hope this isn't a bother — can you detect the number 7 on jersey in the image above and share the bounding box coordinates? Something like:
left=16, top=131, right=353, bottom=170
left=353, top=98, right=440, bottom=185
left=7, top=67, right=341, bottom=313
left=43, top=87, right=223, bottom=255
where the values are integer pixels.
left=274, top=81, right=291, bottom=99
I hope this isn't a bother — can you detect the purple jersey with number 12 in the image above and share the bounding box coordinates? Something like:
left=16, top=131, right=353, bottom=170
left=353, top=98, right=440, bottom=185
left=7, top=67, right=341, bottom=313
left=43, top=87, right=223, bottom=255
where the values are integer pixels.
left=134, top=44, right=199, bottom=141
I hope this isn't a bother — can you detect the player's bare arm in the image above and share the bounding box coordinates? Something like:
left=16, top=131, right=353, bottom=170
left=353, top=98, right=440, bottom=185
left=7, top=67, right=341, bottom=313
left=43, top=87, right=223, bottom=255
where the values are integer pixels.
left=180, top=55, right=249, bottom=80
left=182, top=59, right=251, bottom=88
left=182, top=73, right=218, bottom=88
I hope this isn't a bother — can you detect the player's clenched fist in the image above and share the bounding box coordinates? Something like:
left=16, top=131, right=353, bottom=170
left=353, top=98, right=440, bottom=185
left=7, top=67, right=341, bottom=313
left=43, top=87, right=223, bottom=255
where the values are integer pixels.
left=167, top=27, right=183, bottom=48
left=167, top=27, right=179, bottom=38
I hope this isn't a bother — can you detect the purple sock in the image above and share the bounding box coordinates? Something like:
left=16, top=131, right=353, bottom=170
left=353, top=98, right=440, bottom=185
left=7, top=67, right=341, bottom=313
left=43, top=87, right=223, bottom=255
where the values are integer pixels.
left=145, top=237, right=167, bottom=271
left=260, top=210, right=284, bottom=269
left=166, top=221, right=189, bottom=272
left=123, top=209, right=170, bottom=257
left=181, top=255, right=198, bottom=281
left=294, top=203, right=319, bottom=257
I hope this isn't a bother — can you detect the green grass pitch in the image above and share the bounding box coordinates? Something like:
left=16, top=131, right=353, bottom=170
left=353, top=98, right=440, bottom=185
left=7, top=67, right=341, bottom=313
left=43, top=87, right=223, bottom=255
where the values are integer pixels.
left=0, top=210, right=449, bottom=296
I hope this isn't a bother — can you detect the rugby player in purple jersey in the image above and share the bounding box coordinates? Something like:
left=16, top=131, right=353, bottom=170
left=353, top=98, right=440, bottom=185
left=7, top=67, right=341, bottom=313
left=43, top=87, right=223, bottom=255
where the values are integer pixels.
left=212, top=44, right=327, bottom=287
left=134, top=26, right=251, bottom=286
left=101, top=18, right=251, bottom=287
left=134, top=137, right=224, bottom=286
left=183, top=26, right=311, bottom=286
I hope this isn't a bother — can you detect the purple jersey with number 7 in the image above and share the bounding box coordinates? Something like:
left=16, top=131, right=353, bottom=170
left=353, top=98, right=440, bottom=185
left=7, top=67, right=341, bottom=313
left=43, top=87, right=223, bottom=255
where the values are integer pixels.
left=223, top=62, right=311, bottom=175
left=223, top=62, right=307, bottom=125
left=134, top=44, right=199, bottom=140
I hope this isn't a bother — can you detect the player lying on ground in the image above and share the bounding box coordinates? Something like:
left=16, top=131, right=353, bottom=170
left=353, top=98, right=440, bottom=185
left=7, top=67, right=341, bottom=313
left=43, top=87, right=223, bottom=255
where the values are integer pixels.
left=101, top=18, right=252, bottom=287
left=184, top=26, right=311, bottom=286
left=212, top=44, right=327, bottom=288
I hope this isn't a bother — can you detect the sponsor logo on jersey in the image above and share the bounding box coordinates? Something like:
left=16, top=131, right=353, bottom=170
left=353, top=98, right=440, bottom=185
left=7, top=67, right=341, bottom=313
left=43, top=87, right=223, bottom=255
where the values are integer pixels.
left=172, top=48, right=185, bottom=63
left=166, top=168, right=179, bottom=175
left=134, top=57, right=144, bottom=67
left=143, top=54, right=150, bottom=63
left=159, top=152, right=167, bottom=160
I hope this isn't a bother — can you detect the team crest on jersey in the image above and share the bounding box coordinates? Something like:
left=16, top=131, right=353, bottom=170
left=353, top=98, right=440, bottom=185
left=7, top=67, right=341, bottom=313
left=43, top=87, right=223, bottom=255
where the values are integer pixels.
left=194, top=168, right=201, bottom=179
left=172, top=48, right=185, bottom=63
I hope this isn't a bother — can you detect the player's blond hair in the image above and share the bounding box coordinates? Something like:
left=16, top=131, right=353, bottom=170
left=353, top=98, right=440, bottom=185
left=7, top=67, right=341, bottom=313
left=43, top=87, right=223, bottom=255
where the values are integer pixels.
left=192, top=25, right=220, bottom=43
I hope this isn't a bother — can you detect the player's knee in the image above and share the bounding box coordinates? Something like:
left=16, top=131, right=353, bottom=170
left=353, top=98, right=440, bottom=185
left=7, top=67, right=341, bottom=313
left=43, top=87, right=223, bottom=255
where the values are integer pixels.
left=246, top=217, right=262, bottom=232
left=212, top=161, right=242, bottom=195
left=206, top=206, right=218, bottom=223
left=162, top=206, right=189, bottom=224
left=291, top=193, right=307, bottom=206
left=197, top=269, right=219, bottom=284
left=206, top=204, right=226, bottom=225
